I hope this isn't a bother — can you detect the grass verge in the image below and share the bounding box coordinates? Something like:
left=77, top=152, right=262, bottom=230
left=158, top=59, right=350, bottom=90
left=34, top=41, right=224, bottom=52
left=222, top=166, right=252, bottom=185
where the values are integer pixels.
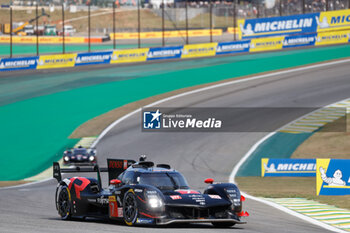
left=292, top=113, right=350, bottom=159
left=236, top=177, right=350, bottom=210
left=0, top=181, right=29, bottom=187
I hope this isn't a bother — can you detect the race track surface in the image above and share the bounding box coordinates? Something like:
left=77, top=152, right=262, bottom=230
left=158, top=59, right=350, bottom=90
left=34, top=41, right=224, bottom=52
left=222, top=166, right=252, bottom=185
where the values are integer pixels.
left=1, top=59, right=350, bottom=232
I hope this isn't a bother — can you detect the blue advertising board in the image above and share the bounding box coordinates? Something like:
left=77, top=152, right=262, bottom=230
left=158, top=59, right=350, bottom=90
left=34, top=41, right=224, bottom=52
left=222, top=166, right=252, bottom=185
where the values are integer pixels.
left=261, top=158, right=316, bottom=177
left=239, top=13, right=319, bottom=39
left=0, top=56, right=38, bottom=71
left=216, top=41, right=250, bottom=55
left=75, top=51, right=112, bottom=66
left=317, top=159, right=350, bottom=195
left=283, top=33, right=317, bottom=48
left=147, top=46, right=183, bottom=60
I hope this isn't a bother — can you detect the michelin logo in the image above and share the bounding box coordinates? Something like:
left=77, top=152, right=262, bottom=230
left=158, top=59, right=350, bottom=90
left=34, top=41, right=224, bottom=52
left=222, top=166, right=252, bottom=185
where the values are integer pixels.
left=76, top=54, right=110, bottom=63
left=317, top=159, right=350, bottom=195
left=143, top=109, right=162, bottom=129
left=317, top=13, right=350, bottom=29
left=216, top=42, right=250, bottom=52
left=320, top=167, right=346, bottom=186
left=148, top=49, right=181, bottom=58
left=316, top=16, right=329, bottom=28
left=264, top=162, right=316, bottom=172
left=283, top=36, right=315, bottom=46
left=240, top=18, right=314, bottom=35
left=0, top=59, right=37, bottom=69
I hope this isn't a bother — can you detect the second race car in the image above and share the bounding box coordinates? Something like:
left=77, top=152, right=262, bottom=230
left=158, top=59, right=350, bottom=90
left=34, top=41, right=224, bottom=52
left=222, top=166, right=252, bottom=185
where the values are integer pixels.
left=62, top=146, right=97, bottom=166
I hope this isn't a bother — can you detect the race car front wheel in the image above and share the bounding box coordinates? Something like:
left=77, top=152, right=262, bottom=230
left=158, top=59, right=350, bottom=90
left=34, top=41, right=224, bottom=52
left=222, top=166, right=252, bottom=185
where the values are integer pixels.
left=123, top=191, right=138, bottom=226
left=57, top=185, right=72, bottom=220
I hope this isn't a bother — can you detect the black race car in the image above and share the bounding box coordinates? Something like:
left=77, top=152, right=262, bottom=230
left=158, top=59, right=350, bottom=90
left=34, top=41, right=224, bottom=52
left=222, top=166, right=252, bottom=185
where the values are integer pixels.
left=53, top=156, right=248, bottom=227
left=63, top=146, right=97, bottom=166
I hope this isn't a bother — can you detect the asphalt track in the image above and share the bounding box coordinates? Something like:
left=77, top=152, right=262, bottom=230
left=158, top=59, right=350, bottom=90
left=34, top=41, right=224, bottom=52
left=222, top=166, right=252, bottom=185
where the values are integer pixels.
left=1, top=60, right=350, bottom=233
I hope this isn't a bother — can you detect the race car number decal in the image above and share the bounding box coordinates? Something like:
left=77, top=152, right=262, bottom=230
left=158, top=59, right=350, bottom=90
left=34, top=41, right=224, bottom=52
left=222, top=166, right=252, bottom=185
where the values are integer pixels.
left=109, top=196, right=119, bottom=218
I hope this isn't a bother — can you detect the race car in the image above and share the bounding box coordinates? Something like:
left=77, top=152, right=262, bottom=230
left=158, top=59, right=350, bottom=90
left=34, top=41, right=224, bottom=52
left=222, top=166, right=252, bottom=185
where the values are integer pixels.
left=53, top=156, right=248, bottom=227
left=62, top=146, right=97, bottom=166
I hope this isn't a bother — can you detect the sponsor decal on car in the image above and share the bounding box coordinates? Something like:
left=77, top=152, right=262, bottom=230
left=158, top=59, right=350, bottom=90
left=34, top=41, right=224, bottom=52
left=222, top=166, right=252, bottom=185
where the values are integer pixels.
left=146, top=190, right=157, bottom=194
left=176, top=189, right=200, bottom=194
left=208, top=195, right=221, bottom=199
left=170, top=195, right=182, bottom=200
left=136, top=218, right=154, bottom=224
left=118, top=207, right=123, bottom=217
left=97, top=197, right=109, bottom=204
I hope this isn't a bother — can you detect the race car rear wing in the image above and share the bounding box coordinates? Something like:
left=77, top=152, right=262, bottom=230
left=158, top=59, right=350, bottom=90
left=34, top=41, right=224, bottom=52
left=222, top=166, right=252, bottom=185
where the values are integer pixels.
left=107, top=159, right=136, bottom=182
left=53, top=162, right=107, bottom=189
left=53, top=158, right=135, bottom=188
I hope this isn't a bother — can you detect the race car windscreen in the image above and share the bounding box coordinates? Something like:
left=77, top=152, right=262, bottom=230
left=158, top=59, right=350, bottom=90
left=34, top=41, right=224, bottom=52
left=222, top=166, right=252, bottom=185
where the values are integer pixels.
left=73, top=148, right=87, bottom=155
left=139, top=172, right=189, bottom=190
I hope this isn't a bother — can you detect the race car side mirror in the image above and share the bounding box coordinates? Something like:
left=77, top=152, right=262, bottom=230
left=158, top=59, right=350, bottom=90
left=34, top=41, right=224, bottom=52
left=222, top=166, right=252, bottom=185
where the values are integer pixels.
left=110, top=179, right=122, bottom=185
left=204, top=178, right=214, bottom=184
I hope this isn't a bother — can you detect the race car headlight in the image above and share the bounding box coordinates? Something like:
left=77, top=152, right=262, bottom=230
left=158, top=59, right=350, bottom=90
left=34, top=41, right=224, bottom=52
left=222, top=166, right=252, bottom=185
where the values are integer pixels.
left=225, top=188, right=241, bottom=206
left=148, top=197, right=163, bottom=208
left=64, top=156, right=69, bottom=162
left=89, top=155, right=95, bottom=161
left=232, top=198, right=241, bottom=206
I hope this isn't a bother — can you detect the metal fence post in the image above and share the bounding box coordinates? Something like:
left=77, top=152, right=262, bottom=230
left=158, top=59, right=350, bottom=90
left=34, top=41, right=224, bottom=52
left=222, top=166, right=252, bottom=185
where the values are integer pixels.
left=326, top=0, right=329, bottom=11
left=62, top=4, right=65, bottom=54
left=302, top=0, right=305, bottom=13
left=162, top=0, right=165, bottom=47
left=209, top=0, right=213, bottom=43
left=36, top=4, right=39, bottom=56
left=137, top=0, right=141, bottom=48
left=257, top=0, right=260, bottom=18
left=10, top=7, right=13, bottom=58
left=113, top=2, right=116, bottom=50
left=185, top=0, right=189, bottom=44
left=279, top=0, right=282, bottom=16
left=88, top=3, right=91, bottom=52
left=233, top=0, right=236, bottom=41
